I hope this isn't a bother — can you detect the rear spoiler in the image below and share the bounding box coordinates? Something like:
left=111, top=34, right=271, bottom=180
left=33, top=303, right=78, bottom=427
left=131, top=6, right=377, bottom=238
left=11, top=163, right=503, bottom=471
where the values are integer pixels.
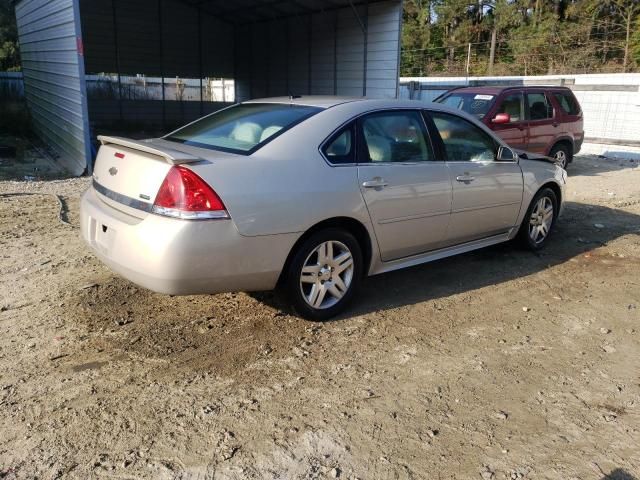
left=97, top=135, right=200, bottom=165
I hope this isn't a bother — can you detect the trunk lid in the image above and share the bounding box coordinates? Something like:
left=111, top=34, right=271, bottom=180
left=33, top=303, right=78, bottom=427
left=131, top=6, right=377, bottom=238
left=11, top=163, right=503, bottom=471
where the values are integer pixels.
left=92, top=136, right=201, bottom=216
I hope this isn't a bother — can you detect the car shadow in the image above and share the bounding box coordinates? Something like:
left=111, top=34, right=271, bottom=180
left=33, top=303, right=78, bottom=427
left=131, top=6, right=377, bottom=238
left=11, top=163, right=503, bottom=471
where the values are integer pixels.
left=600, top=469, right=637, bottom=480
left=254, top=201, right=640, bottom=320
left=568, top=154, right=639, bottom=177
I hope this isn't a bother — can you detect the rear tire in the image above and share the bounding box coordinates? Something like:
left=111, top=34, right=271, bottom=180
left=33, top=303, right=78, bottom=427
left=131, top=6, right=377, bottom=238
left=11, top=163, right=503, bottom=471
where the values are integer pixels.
left=284, top=228, right=363, bottom=321
left=549, top=143, right=572, bottom=169
left=517, top=188, right=558, bottom=251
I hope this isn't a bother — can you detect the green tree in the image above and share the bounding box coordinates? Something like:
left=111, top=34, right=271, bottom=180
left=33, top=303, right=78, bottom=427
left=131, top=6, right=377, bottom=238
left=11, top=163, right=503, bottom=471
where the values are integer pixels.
left=0, top=0, right=20, bottom=71
left=401, top=0, right=639, bottom=75
left=631, top=13, right=640, bottom=67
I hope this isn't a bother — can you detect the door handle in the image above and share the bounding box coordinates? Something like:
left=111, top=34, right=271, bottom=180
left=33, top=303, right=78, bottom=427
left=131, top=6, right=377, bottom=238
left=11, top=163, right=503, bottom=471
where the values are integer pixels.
left=456, top=175, right=475, bottom=183
left=552, top=122, right=559, bottom=127
left=362, top=177, right=388, bottom=188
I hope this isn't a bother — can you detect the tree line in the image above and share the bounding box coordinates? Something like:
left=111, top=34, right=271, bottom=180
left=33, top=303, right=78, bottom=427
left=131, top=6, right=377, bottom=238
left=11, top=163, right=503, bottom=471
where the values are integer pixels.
left=401, top=0, right=640, bottom=77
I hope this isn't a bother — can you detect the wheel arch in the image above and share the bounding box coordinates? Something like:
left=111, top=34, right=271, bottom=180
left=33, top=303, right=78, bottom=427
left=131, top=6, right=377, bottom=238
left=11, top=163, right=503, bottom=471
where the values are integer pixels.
left=548, top=137, right=574, bottom=158
left=539, top=181, right=562, bottom=208
left=277, top=217, right=373, bottom=287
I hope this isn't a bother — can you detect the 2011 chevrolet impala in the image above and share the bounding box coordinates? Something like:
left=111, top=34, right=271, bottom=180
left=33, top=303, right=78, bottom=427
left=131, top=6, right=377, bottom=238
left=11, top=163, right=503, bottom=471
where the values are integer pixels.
left=80, top=97, right=566, bottom=320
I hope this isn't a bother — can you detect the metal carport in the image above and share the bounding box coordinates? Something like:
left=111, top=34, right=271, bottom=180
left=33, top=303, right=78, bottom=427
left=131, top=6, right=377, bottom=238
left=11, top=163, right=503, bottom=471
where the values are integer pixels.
left=14, top=0, right=403, bottom=175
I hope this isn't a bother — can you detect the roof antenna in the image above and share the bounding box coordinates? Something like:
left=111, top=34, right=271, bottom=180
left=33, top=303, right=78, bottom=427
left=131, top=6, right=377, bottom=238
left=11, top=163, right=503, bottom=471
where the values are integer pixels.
left=289, top=93, right=302, bottom=101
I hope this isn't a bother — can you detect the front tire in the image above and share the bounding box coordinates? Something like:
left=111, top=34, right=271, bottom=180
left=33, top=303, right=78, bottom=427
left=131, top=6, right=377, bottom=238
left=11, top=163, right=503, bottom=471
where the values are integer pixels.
left=517, top=188, right=558, bottom=250
left=285, top=229, right=363, bottom=321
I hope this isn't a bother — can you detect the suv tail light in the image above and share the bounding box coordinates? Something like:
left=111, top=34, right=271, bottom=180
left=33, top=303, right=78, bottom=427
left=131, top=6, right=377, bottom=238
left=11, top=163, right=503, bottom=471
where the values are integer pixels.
left=152, top=166, right=229, bottom=220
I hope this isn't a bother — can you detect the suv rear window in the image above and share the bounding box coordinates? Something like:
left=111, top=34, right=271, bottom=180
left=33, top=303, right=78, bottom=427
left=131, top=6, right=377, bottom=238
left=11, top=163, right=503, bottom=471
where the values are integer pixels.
left=165, top=103, right=322, bottom=154
left=436, top=92, right=495, bottom=118
left=553, top=92, right=580, bottom=115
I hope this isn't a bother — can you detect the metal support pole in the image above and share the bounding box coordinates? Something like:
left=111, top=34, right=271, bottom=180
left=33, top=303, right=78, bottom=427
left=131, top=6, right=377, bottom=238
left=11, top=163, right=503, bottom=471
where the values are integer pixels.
left=158, top=0, right=166, bottom=130
left=232, top=25, right=238, bottom=102
left=111, top=0, right=123, bottom=123
left=285, top=19, right=290, bottom=96
left=466, top=42, right=471, bottom=85
left=362, top=0, right=368, bottom=97
left=348, top=0, right=368, bottom=97
left=307, top=14, right=312, bottom=95
left=198, top=5, right=203, bottom=116
left=333, top=11, right=338, bottom=95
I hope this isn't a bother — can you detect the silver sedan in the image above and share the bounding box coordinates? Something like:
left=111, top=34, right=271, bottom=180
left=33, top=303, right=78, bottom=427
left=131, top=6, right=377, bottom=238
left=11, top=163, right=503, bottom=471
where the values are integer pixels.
left=80, top=97, right=566, bottom=320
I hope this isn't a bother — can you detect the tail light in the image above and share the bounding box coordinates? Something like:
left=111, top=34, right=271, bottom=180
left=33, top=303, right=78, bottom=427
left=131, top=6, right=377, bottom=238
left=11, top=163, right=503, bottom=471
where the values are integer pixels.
left=152, top=166, right=229, bottom=220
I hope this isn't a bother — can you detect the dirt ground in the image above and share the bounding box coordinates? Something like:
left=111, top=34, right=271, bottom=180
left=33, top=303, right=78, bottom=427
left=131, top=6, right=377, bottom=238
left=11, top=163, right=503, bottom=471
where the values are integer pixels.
left=0, top=154, right=639, bottom=480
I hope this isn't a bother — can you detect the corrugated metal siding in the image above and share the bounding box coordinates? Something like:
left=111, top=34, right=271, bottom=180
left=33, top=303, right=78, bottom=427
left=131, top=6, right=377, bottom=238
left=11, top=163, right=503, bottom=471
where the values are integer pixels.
left=82, top=0, right=234, bottom=77
left=310, top=11, right=336, bottom=95
left=286, top=17, right=310, bottom=95
left=234, top=1, right=400, bottom=101
left=15, top=0, right=90, bottom=175
left=365, top=1, right=401, bottom=98
left=335, top=6, right=365, bottom=97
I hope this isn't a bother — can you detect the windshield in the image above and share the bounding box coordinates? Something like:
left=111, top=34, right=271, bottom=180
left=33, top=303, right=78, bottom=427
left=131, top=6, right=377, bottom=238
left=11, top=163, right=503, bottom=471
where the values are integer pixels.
left=436, top=92, right=496, bottom=118
left=165, top=103, right=322, bottom=154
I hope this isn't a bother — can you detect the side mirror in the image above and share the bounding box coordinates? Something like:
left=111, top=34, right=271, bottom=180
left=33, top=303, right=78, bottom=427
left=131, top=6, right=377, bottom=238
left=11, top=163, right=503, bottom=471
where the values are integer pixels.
left=492, top=113, right=511, bottom=124
left=497, top=146, right=517, bottom=162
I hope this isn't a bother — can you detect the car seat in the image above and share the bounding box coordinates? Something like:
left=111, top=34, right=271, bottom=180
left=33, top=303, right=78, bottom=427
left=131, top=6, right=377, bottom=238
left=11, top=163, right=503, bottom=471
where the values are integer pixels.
left=366, top=135, right=392, bottom=162
left=230, top=122, right=263, bottom=144
left=259, top=126, right=283, bottom=143
left=530, top=102, right=547, bottom=120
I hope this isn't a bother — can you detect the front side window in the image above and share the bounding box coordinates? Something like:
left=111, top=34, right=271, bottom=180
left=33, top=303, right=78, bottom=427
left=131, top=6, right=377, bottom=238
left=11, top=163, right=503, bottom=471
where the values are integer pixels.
left=430, top=111, right=496, bottom=162
left=436, top=92, right=496, bottom=119
left=360, top=111, right=433, bottom=163
left=165, top=103, right=322, bottom=154
left=322, top=124, right=355, bottom=164
left=496, top=93, right=524, bottom=122
left=553, top=92, right=580, bottom=115
left=526, top=93, right=553, bottom=120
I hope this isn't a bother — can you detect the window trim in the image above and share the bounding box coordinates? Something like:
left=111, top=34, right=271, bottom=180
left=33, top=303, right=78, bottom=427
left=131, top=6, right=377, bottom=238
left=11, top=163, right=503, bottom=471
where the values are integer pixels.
left=164, top=102, right=323, bottom=156
left=524, top=91, right=555, bottom=122
left=424, top=109, right=503, bottom=163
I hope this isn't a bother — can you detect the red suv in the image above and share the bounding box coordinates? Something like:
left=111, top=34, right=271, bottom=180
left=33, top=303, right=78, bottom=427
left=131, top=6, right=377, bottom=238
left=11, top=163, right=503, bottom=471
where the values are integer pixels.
left=435, top=86, right=584, bottom=168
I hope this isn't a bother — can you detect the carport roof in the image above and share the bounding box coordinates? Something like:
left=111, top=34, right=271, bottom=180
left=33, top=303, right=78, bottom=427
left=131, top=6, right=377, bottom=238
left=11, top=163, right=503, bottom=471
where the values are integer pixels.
left=178, top=0, right=379, bottom=24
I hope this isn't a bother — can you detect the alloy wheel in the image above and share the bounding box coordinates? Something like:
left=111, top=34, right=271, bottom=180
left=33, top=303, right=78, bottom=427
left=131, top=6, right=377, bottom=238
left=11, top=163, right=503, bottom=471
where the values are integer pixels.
left=554, top=150, right=567, bottom=168
left=299, top=240, right=354, bottom=309
left=528, top=196, right=554, bottom=244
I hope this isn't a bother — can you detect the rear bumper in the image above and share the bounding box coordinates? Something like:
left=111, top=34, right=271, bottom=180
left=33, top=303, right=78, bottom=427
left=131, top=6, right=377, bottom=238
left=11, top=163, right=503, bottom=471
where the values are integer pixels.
left=80, top=187, right=298, bottom=295
left=574, top=135, right=583, bottom=155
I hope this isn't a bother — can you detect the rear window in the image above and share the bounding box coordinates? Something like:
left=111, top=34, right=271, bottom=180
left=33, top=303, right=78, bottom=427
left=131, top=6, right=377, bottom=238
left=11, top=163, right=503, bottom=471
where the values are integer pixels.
left=435, top=92, right=495, bottom=118
left=553, top=92, right=580, bottom=115
left=165, top=103, right=322, bottom=154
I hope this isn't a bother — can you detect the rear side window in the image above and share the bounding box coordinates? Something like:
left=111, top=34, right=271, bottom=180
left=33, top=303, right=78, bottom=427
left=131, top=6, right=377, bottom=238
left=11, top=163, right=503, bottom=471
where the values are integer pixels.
left=526, top=93, right=554, bottom=120
left=165, top=103, right=322, bottom=154
left=322, top=124, right=355, bottom=164
left=553, top=92, right=580, bottom=115
left=430, top=111, right=496, bottom=162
